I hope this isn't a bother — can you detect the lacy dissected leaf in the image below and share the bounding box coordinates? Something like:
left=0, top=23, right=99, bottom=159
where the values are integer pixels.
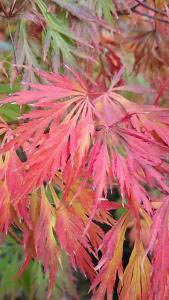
left=54, top=180, right=115, bottom=280
left=34, top=187, right=59, bottom=290
left=145, top=198, right=169, bottom=300
left=21, top=188, right=60, bottom=295
left=91, top=213, right=131, bottom=300
left=0, top=141, right=28, bottom=234
left=91, top=209, right=152, bottom=300
left=118, top=241, right=151, bottom=300
left=53, top=0, right=102, bottom=23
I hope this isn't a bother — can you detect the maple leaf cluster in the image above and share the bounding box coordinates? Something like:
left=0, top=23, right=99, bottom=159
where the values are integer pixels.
left=1, top=0, right=169, bottom=300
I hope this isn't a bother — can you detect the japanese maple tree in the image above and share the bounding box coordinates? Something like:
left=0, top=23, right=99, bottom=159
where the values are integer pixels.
left=0, top=0, right=169, bottom=299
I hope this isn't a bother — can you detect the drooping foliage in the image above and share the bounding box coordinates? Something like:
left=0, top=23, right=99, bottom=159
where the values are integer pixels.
left=1, top=0, right=169, bottom=299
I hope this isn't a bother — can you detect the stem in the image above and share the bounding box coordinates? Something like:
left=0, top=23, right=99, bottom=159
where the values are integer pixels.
left=135, top=0, right=167, bottom=17
left=117, top=0, right=169, bottom=25
left=133, top=9, right=169, bottom=25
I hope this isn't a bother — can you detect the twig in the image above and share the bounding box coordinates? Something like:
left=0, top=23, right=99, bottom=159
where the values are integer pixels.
left=135, top=0, right=167, bottom=17
left=117, top=0, right=169, bottom=25
left=133, top=9, right=169, bottom=25
left=117, top=1, right=144, bottom=16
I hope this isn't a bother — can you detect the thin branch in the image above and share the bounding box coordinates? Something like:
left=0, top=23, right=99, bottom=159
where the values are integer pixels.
left=117, top=0, right=146, bottom=15
left=133, top=9, right=169, bottom=25
left=135, top=0, right=167, bottom=17
left=117, top=0, right=169, bottom=25
left=130, top=0, right=145, bottom=11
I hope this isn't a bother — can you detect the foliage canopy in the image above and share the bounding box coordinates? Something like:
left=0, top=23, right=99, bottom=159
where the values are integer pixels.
left=1, top=0, right=169, bottom=299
